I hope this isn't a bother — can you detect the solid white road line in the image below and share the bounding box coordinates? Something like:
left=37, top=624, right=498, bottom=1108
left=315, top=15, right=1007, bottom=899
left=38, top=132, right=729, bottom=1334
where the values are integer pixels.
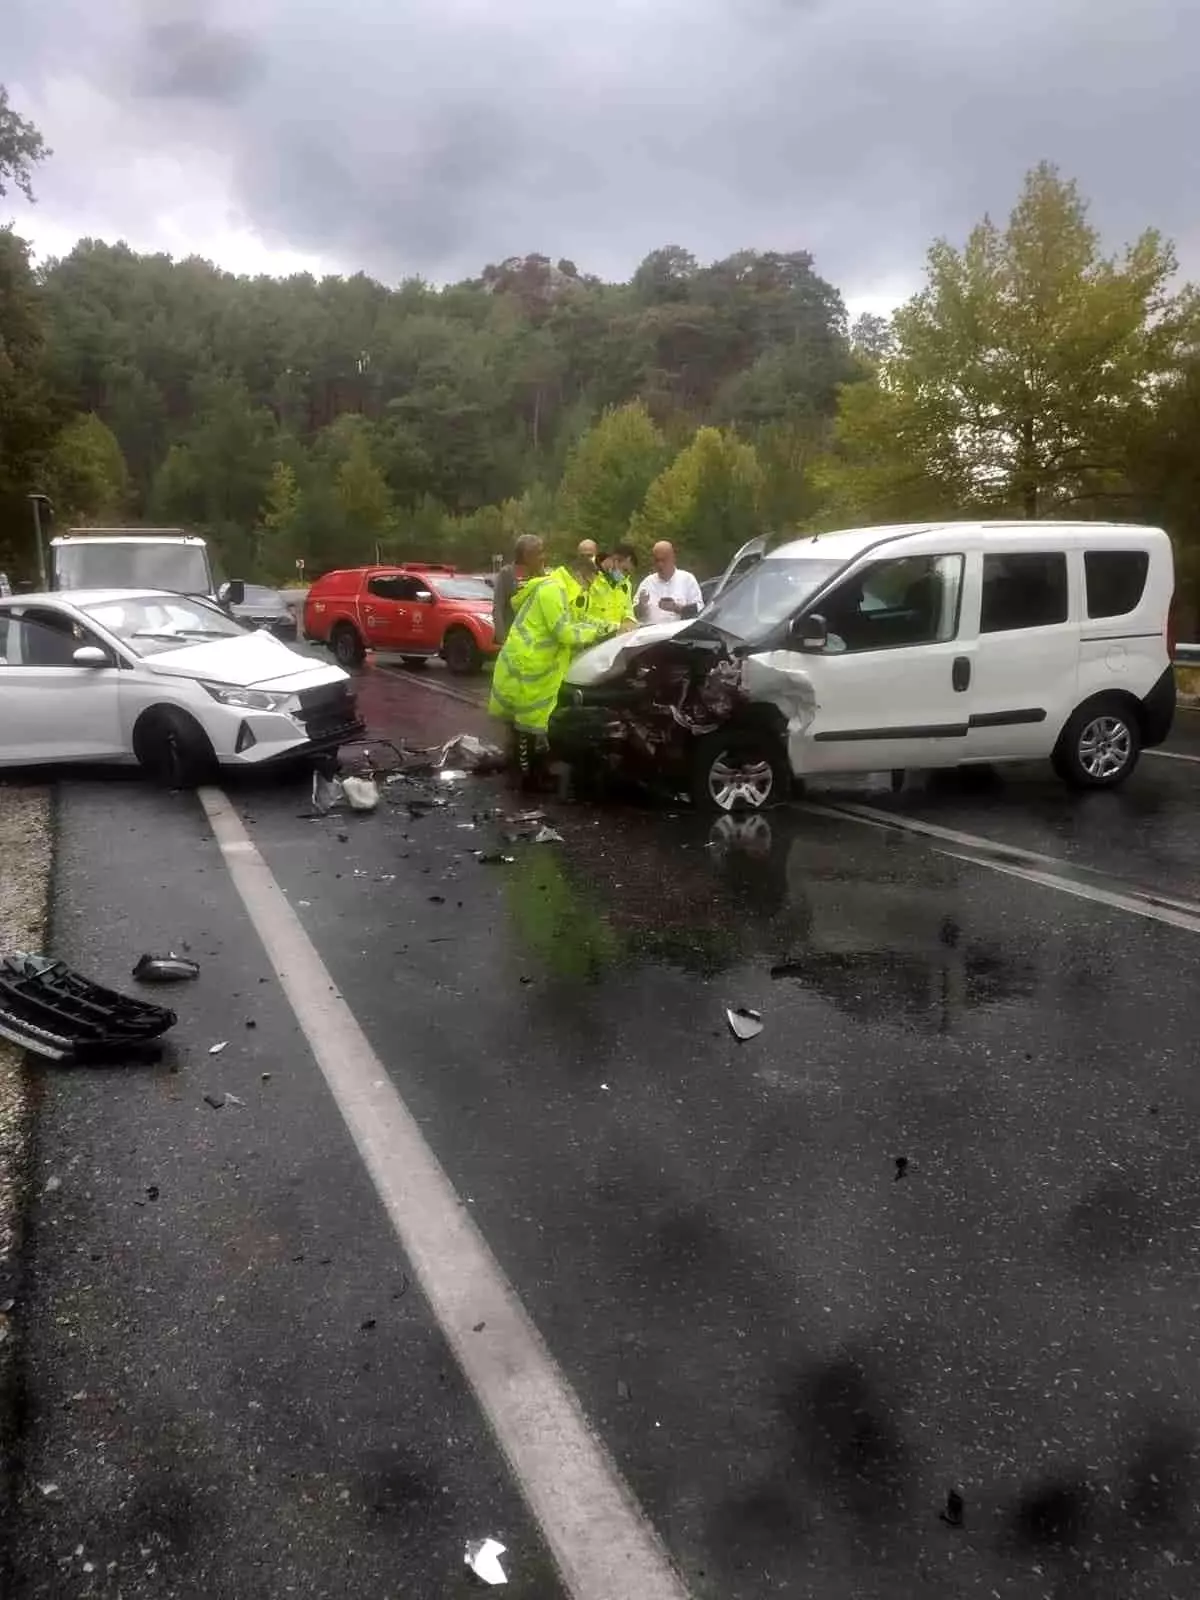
left=800, top=799, right=1200, bottom=936
left=198, top=787, right=689, bottom=1600
left=1146, top=748, right=1200, bottom=764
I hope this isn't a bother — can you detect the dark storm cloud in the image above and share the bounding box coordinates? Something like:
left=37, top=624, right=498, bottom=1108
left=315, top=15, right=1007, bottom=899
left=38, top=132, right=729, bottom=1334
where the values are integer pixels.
left=136, top=17, right=264, bottom=104
left=7, top=0, right=1200, bottom=297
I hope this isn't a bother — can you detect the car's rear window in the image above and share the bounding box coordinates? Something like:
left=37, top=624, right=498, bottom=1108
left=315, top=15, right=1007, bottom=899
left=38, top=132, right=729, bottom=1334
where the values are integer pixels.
left=1084, top=550, right=1150, bottom=619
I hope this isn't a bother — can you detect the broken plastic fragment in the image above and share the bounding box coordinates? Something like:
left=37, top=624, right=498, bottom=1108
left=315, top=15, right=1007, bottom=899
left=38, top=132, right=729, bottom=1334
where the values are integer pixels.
left=312, top=771, right=345, bottom=813
left=132, top=953, right=200, bottom=984
left=208, top=1041, right=228, bottom=1056
left=438, top=734, right=507, bottom=773
left=203, top=1092, right=226, bottom=1110
left=531, top=826, right=564, bottom=844
left=342, top=775, right=380, bottom=812
left=438, top=769, right=468, bottom=783
left=464, top=1537, right=508, bottom=1586
left=474, top=852, right=516, bottom=865
left=725, top=1006, right=764, bottom=1042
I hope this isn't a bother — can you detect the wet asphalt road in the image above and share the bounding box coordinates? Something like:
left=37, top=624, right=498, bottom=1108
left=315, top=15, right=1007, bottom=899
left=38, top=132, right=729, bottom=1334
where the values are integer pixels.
left=9, top=661, right=1200, bottom=1598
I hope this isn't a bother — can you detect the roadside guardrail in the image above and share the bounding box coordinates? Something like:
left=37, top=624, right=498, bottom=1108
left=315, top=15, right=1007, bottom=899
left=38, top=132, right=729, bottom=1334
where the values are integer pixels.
left=1176, top=644, right=1200, bottom=664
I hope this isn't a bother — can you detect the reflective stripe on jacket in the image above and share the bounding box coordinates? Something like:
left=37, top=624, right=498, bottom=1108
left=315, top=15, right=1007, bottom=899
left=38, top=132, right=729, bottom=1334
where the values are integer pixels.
left=488, top=567, right=611, bottom=734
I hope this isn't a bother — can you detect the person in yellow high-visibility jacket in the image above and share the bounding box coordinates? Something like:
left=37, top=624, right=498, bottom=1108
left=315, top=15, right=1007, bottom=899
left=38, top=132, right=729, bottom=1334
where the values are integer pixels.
left=489, top=552, right=632, bottom=787
left=587, top=543, right=637, bottom=629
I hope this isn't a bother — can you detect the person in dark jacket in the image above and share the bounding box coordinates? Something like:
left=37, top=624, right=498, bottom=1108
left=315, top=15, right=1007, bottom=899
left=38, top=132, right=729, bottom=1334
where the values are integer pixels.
left=492, top=534, right=545, bottom=646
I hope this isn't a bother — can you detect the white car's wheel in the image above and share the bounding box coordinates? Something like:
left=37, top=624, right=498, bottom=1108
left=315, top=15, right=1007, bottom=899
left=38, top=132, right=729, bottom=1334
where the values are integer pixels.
left=133, top=708, right=217, bottom=789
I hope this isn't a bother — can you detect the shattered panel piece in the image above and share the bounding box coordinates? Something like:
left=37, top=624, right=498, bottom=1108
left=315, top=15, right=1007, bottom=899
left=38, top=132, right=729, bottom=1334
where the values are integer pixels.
left=437, top=734, right=507, bottom=773
left=739, top=653, right=818, bottom=771
left=0, top=954, right=177, bottom=1062
left=464, top=1537, right=508, bottom=1586
left=312, top=771, right=345, bottom=813
left=342, top=775, right=380, bottom=812
left=725, top=1006, right=764, bottom=1042
left=132, top=953, right=200, bottom=984
left=531, top=826, right=564, bottom=844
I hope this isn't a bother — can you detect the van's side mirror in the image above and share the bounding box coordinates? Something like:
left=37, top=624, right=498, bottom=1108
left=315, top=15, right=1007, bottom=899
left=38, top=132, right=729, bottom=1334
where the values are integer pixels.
left=789, top=613, right=828, bottom=652
left=220, top=580, right=246, bottom=607
left=72, top=645, right=109, bottom=668
left=415, top=589, right=434, bottom=604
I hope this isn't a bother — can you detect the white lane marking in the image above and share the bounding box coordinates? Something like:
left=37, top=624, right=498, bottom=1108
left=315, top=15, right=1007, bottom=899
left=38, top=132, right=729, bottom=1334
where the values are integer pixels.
left=1146, top=748, right=1200, bottom=764
left=799, top=800, right=1200, bottom=936
left=198, top=787, right=689, bottom=1600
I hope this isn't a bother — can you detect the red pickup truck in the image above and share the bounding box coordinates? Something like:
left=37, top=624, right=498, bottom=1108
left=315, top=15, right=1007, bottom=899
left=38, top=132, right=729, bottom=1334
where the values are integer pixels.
left=303, top=564, right=498, bottom=675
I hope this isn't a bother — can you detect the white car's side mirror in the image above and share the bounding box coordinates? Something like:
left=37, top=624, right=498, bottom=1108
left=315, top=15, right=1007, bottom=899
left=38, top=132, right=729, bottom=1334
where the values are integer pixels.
left=73, top=646, right=109, bottom=668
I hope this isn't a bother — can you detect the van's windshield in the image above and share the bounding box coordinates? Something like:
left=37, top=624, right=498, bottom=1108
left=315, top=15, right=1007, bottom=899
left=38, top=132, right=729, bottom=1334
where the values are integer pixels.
left=700, top=557, right=844, bottom=641
left=53, top=542, right=214, bottom=596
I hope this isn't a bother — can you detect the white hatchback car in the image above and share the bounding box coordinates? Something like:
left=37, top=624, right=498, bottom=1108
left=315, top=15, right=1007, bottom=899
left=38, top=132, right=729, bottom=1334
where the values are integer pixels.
left=0, top=589, right=363, bottom=787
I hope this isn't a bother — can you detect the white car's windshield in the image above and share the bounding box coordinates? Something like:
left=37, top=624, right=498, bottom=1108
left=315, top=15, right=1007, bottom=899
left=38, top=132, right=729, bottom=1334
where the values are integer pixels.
left=54, top=542, right=214, bottom=595
left=82, top=595, right=246, bottom=656
left=700, top=557, right=844, bottom=641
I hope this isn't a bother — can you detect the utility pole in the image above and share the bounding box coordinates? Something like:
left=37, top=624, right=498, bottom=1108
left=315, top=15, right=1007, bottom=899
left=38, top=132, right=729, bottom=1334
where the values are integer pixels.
left=28, top=494, right=52, bottom=590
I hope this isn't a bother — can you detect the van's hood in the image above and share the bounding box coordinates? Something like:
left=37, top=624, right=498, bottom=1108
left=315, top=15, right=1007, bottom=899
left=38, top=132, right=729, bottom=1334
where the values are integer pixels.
left=564, top=620, right=688, bottom=686
left=144, top=631, right=350, bottom=691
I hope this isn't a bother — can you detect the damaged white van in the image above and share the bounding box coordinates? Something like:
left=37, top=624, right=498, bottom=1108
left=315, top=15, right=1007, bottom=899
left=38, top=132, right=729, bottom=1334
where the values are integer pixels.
left=551, top=522, right=1177, bottom=811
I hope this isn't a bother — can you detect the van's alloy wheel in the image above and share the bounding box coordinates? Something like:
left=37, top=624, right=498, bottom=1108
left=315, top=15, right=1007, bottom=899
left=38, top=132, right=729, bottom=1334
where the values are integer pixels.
left=689, top=729, right=789, bottom=813
left=1077, top=715, right=1132, bottom=781
left=1052, top=696, right=1141, bottom=790
left=708, top=756, right=776, bottom=811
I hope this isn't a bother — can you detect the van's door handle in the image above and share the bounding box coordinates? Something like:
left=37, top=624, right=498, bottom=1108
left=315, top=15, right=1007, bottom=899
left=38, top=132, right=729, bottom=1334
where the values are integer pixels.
left=952, top=656, right=971, bottom=692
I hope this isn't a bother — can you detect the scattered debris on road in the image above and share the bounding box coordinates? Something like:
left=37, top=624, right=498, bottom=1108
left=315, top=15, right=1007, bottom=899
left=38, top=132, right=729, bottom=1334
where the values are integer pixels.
left=895, top=1156, right=909, bottom=1181
left=43, top=1175, right=62, bottom=1195
left=475, top=852, right=516, bottom=866
left=726, top=1006, right=764, bottom=1042
left=464, top=1537, right=508, bottom=1586
left=941, top=1489, right=964, bottom=1527
left=532, top=825, right=564, bottom=844
left=132, top=952, right=200, bottom=984
left=208, top=1041, right=228, bottom=1056
left=203, top=1092, right=227, bottom=1110
left=0, top=953, right=177, bottom=1063
left=438, top=733, right=506, bottom=773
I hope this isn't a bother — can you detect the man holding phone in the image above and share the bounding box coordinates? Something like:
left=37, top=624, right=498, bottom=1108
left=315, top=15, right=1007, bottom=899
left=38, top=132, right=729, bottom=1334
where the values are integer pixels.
left=634, top=541, right=704, bottom=624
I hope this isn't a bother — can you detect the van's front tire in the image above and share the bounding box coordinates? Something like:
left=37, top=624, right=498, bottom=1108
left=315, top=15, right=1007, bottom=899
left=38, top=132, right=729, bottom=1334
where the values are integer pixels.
left=134, top=708, right=217, bottom=790
left=689, top=729, right=789, bottom=813
left=1052, top=697, right=1141, bottom=790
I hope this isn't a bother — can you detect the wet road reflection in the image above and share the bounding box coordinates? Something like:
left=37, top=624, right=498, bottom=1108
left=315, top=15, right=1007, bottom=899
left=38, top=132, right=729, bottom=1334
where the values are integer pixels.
left=232, top=667, right=1200, bottom=1598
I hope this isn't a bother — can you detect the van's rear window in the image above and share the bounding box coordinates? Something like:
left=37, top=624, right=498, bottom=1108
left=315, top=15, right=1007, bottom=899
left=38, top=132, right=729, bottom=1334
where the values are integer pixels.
left=1084, top=550, right=1150, bottom=619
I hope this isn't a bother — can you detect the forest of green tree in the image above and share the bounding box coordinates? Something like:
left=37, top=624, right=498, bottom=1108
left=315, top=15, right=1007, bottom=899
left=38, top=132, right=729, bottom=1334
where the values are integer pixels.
left=2, top=88, right=1200, bottom=621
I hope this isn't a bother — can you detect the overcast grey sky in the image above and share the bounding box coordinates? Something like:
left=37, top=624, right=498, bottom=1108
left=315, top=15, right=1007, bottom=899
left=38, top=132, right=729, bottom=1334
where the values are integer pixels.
left=7, top=0, right=1200, bottom=314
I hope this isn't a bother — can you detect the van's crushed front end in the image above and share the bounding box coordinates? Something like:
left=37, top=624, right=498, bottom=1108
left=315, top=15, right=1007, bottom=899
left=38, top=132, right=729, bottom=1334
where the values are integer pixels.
left=550, top=625, right=817, bottom=806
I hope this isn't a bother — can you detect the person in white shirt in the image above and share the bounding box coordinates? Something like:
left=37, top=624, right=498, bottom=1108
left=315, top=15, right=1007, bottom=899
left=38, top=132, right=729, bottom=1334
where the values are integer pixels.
left=634, top=541, right=704, bottom=624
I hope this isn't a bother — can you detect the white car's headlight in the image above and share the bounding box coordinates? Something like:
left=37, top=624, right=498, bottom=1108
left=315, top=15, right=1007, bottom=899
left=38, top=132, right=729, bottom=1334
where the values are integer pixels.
left=201, top=682, right=294, bottom=712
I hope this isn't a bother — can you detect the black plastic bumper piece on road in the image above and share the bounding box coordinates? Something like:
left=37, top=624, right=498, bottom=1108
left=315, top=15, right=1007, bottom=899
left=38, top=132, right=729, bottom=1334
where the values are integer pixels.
left=1140, top=663, right=1177, bottom=748
left=0, top=954, right=177, bottom=1062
